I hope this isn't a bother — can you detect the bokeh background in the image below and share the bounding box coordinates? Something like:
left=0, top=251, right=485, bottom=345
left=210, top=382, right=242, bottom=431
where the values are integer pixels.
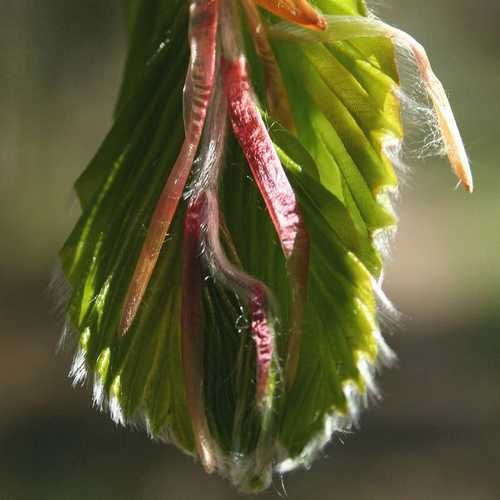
left=1, top=1, right=499, bottom=499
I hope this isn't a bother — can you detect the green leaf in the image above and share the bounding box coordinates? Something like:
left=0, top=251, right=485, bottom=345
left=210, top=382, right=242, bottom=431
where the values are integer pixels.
left=58, top=0, right=472, bottom=491
left=61, top=0, right=194, bottom=452
left=263, top=0, right=399, bottom=466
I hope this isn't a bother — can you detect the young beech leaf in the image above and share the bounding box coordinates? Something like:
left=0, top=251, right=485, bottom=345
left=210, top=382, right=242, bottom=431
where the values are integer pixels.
left=59, top=0, right=473, bottom=492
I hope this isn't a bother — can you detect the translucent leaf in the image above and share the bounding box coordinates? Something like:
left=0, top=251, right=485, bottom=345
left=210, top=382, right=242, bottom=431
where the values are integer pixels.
left=59, top=0, right=471, bottom=492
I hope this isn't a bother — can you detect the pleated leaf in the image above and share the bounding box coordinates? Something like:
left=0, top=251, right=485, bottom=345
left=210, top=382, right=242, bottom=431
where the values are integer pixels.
left=59, top=0, right=471, bottom=492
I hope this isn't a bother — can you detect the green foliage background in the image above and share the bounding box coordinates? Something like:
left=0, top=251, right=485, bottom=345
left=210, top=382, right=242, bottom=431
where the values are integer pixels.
left=0, top=0, right=499, bottom=498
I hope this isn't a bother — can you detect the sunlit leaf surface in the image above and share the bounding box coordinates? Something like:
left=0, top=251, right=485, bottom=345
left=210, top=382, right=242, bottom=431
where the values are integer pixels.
left=60, top=0, right=471, bottom=491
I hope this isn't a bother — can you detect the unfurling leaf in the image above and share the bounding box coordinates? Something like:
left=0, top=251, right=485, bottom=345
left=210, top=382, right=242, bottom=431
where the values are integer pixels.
left=59, top=0, right=472, bottom=492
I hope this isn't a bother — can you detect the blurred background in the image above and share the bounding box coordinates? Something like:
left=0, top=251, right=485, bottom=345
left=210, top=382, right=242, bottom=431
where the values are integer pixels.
left=0, top=0, right=499, bottom=498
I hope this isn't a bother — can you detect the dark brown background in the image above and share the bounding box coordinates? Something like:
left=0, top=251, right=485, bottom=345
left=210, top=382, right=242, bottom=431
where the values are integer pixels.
left=1, top=1, right=499, bottom=498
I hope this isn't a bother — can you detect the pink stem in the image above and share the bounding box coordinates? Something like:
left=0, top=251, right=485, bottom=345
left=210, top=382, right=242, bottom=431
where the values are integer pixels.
left=255, top=0, right=327, bottom=31
left=119, top=0, right=219, bottom=336
left=397, top=32, right=474, bottom=193
left=240, top=0, right=296, bottom=131
left=203, top=191, right=274, bottom=403
left=181, top=197, right=216, bottom=473
left=222, top=56, right=310, bottom=388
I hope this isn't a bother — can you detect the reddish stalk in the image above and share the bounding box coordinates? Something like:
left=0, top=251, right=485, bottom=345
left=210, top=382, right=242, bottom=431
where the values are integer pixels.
left=222, top=56, right=310, bottom=388
left=255, top=0, right=327, bottom=31
left=119, top=0, right=219, bottom=336
left=203, top=191, right=274, bottom=403
left=240, top=0, right=295, bottom=131
left=396, top=32, right=474, bottom=193
left=182, top=66, right=275, bottom=416
left=181, top=197, right=216, bottom=473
